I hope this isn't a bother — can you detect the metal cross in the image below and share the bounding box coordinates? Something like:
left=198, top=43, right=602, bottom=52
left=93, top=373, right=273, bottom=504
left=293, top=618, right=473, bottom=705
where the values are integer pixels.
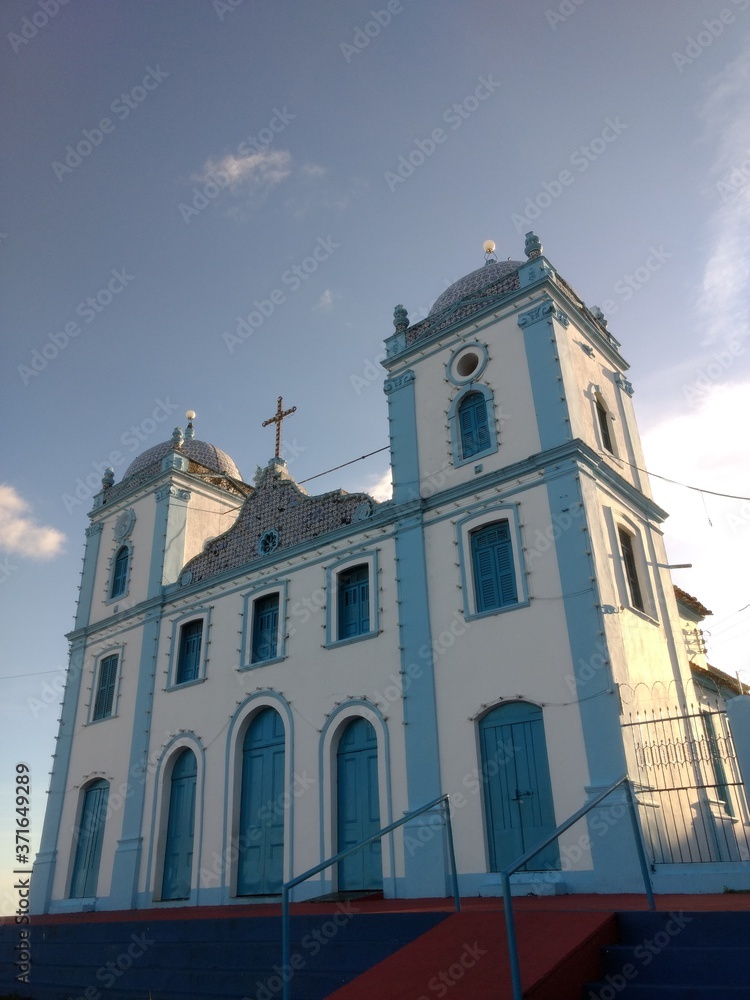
left=262, top=396, right=297, bottom=458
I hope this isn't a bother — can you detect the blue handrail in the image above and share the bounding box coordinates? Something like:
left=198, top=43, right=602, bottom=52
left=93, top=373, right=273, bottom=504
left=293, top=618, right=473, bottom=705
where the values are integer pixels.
left=281, top=793, right=460, bottom=1000
left=501, top=775, right=654, bottom=1000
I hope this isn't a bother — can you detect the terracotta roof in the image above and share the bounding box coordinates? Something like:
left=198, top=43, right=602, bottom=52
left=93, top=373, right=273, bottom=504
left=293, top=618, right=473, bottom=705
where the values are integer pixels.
left=673, top=585, right=712, bottom=618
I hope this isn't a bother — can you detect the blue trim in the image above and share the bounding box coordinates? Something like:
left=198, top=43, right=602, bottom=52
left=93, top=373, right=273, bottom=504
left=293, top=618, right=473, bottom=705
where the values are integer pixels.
left=30, top=634, right=90, bottom=913
left=518, top=299, right=572, bottom=452
left=544, top=470, right=640, bottom=890
left=166, top=608, right=212, bottom=688
left=455, top=505, right=529, bottom=620
left=75, top=523, right=103, bottom=629
left=384, top=369, right=419, bottom=505
left=240, top=581, right=288, bottom=669
left=108, top=612, right=162, bottom=909
left=446, top=341, right=489, bottom=386
left=448, top=384, right=499, bottom=468
left=325, top=550, right=379, bottom=648
left=148, top=486, right=191, bottom=596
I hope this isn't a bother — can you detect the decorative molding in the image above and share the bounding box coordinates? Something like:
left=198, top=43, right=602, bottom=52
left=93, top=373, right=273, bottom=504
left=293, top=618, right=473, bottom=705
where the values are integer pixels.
left=154, top=485, right=191, bottom=503
left=85, top=523, right=104, bottom=538
left=354, top=500, right=373, bottom=521
left=114, top=508, right=136, bottom=542
left=517, top=299, right=556, bottom=328
left=383, top=369, right=415, bottom=395
left=615, top=372, right=635, bottom=396
left=257, top=528, right=280, bottom=556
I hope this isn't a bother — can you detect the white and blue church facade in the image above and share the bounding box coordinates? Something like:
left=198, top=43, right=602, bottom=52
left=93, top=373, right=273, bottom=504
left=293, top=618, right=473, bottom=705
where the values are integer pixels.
left=31, top=234, right=730, bottom=914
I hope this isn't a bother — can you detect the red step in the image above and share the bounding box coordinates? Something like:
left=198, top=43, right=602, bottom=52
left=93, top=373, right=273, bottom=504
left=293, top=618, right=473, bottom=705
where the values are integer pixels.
left=327, top=908, right=618, bottom=999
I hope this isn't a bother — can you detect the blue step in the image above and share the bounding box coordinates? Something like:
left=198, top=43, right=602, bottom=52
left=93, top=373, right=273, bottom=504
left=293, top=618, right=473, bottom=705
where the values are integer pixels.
left=0, top=911, right=447, bottom=1000
left=585, top=911, right=750, bottom=998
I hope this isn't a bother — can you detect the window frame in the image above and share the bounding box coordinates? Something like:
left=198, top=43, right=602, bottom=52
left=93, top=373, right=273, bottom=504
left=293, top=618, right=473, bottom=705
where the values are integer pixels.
left=105, top=542, right=132, bottom=604
left=456, top=507, right=528, bottom=621
left=325, top=551, right=379, bottom=648
left=448, top=384, right=499, bottom=468
left=593, top=391, right=617, bottom=457
left=611, top=517, right=657, bottom=622
left=69, top=778, right=109, bottom=899
left=167, top=610, right=211, bottom=688
left=240, top=583, right=287, bottom=669
left=90, top=650, right=121, bottom=722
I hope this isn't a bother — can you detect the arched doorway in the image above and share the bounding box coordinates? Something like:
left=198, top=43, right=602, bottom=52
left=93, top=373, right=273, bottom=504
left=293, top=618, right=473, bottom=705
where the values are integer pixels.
left=70, top=779, right=109, bottom=898
left=479, top=702, right=559, bottom=871
left=336, top=717, right=382, bottom=891
left=237, top=707, right=286, bottom=895
left=161, top=749, right=197, bottom=900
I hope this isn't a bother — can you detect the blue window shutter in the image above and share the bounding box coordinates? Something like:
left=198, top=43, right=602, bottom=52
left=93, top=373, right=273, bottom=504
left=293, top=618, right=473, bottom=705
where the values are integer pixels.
left=93, top=654, right=118, bottom=720
left=70, top=780, right=109, bottom=898
left=110, top=547, right=128, bottom=598
left=338, top=565, right=370, bottom=639
left=252, top=594, right=279, bottom=662
left=472, top=522, right=518, bottom=612
left=459, top=393, right=490, bottom=459
left=177, top=620, right=203, bottom=683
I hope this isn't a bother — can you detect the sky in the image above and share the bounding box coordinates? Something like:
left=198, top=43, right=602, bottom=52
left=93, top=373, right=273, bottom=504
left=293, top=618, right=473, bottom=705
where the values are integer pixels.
left=2, top=0, right=750, bottom=913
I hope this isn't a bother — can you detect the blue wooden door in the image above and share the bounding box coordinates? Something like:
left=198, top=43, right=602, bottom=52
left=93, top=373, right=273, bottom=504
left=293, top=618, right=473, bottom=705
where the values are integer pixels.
left=480, top=702, right=559, bottom=871
left=337, top=718, right=382, bottom=891
left=70, top=779, right=109, bottom=898
left=237, top=708, right=285, bottom=895
left=161, top=749, right=197, bottom=900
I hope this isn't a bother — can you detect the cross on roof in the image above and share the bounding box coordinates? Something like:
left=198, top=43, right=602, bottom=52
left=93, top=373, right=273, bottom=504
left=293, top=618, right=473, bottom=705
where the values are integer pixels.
left=262, top=396, right=297, bottom=459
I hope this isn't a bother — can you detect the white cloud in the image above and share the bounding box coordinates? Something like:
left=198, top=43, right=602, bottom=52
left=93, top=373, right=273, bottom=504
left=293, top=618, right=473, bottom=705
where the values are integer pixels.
left=0, top=485, right=65, bottom=559
left=642, top=383, right=750, bottom=681
left=302, top=162, right=326, bottom=177
left=315, top=289, right=335, bottom=310
left=196, top=149, right=292, bottom=194
left=697, top=45, right=750, bottom=346
left=366, top=469, right=393, bottom=503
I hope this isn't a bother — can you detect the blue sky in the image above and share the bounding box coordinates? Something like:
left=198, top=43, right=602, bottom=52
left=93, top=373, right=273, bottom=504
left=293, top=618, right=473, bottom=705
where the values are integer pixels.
left=2, top=0, right=750, bottom=910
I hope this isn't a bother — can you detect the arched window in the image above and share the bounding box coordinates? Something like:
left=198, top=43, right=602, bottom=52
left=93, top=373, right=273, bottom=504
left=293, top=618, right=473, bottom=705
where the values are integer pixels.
left=458, top=392, right=490, bottom=459
left=110, top=546, right=129, bottom=598
left=471, top=521, right=518, bottom=613
left=70, top=779, right=109, bottom=898
left=161, top=750, right=197, bottom=900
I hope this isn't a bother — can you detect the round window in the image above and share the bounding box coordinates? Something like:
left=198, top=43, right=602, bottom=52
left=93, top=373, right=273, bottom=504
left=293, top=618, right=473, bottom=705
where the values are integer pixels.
left=448, top=343, right=488, bottom=383
left=456, top=351, right=480, bottom=378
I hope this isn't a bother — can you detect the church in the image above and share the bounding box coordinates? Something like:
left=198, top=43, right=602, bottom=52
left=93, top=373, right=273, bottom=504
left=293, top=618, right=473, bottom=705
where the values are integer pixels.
left=31, top=233, right=745, bottom=914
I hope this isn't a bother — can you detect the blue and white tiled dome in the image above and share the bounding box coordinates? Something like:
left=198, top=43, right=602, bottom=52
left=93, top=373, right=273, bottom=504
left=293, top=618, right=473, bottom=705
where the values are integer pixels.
left=123, top=439, right=241, bottom=480
left=429, top=258, right=524, bottom=315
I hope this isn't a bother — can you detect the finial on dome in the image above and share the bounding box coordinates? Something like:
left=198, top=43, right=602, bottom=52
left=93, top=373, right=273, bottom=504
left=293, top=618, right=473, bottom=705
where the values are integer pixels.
left=483, top=240, right=497, bottom=264
left=101, top=467, right=115, bottom=490
left=171, top=426, right=184, bottom=449
left=393, top=304, right=409, bottom=331
left=524, top=231, right=542, bottom=259
left=185, top=410, right=196, bottom=440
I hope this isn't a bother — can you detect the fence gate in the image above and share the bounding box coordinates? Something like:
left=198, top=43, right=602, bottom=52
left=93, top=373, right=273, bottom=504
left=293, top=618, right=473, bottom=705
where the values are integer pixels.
left=622, top=705, right=750, bottom=864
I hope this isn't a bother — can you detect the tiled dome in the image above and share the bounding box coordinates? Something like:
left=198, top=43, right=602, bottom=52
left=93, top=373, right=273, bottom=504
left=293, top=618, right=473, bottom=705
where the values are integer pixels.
left=430, top=259, right=523, bottom=315
left=123, top=439, right=241, bottom=480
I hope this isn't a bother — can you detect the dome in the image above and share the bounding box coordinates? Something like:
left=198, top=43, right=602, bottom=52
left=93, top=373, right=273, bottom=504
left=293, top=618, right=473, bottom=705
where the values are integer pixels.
left=123, top=439, right=242, bottom=480
left=430, top=258, right=524, bottom=315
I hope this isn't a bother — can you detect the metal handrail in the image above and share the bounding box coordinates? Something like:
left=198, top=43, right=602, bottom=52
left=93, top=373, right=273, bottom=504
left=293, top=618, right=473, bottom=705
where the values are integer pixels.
left=281, top=793, right=460, bottom=1000
left=501, top=775, right=655, bottom=1000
